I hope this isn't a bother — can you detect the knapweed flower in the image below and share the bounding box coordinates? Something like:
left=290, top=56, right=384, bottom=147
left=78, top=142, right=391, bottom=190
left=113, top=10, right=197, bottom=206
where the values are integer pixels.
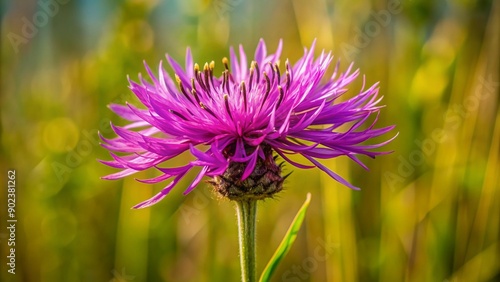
left=100, top=39, right=395, bottom=208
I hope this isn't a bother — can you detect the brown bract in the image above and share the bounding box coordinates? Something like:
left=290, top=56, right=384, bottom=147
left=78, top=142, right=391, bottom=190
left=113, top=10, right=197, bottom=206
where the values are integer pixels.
left=210, top=145, right=289, bottom=201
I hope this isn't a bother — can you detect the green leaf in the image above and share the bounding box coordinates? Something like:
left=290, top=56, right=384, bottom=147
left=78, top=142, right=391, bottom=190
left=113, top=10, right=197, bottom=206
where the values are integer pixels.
left=259, top=193, right=312, bottom=282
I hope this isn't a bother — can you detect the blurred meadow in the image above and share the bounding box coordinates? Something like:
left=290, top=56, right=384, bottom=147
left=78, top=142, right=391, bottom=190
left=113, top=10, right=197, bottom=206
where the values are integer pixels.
left=1, top=0, right=499, bottom=281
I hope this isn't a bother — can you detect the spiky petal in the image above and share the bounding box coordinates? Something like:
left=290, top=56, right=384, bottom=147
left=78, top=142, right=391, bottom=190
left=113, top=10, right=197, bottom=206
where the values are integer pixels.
left=100, top=39, right=396, bottom=208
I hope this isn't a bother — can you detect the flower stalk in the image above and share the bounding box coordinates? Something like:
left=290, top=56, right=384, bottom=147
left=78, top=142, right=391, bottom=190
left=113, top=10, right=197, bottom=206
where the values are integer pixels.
left=235, top=199, right=257, bottom=282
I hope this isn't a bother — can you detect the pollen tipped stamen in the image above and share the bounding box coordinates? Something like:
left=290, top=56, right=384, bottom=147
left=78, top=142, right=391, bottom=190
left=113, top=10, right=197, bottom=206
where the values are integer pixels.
left=194, top=63, right=200, bottom=84
left=175, top=74, right=194, bottom=104
left=255, top=61, right=260, bottom=83
left=224, top=94, right=233, bottom=120
left=209, top=61, right=215, bottom=89
left=221, top=71, right=227, bottom=93
left=275, top=62, right=281, bottom=86
left=240, top=81, right=248, bottom=111
left=194, top=63, right=200, bottom=75
left=277, top=85, right=284, bottom=107
left=285, top=59, right=291, bottom=91
left=269, top=62, right=276, bottom=85
left=190, top=78, right=203, bottom=104
left=249, top=61, right=255, bottom=91
left=203, top=63, right=213, bottom=98
left=222, top=57, right=229, bottom=71
left=223, top=57, right=234, bottom=83
left=191, top=78, right=197, bottom=92
left=200, top=102, right=216, bottom=117
left=223, top=70, right=231, bottom=94
left=285, top=70, right=291, bottom=91
left=191, top=88, right=201, bottom=104
left=259, top=72, right=271, bottom=111
left=195, top=63, right=208, bottom=92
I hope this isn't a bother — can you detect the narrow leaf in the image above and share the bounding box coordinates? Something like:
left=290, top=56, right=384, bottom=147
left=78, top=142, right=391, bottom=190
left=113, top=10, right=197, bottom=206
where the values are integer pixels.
left=259, top=193, right=312, bottom=282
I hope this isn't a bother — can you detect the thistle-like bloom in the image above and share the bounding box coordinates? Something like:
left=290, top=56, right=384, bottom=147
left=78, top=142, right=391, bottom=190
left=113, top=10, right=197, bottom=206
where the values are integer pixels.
left=100, top=39, right=395, bottom=208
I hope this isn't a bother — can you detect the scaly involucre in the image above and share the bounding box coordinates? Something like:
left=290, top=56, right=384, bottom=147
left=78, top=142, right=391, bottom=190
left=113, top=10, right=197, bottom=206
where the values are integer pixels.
left=100, top=39, right=396, bottom=208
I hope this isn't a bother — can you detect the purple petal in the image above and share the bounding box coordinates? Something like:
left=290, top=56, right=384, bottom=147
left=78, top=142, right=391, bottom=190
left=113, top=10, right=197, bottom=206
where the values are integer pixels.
left=274, top=148, right=315, bottom=169
left=183, top=166, right=209, bottom=195
left=303, top=155, right=360, bottom=190
left=241, top=147, right=260, bottom=180
left=132, top=171, right=187, bottom=209
left=254, top=38, right=267, bottom=65
left=102, top=168, right=139, bottom=180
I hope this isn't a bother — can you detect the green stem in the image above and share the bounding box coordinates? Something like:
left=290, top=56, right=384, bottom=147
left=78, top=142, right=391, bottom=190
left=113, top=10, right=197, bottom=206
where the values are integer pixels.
left=235, top=199, right=257, bottom=282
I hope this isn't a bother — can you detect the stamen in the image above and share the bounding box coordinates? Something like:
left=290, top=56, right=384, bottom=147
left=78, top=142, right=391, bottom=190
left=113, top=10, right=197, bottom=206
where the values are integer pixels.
left=248, top=61, right=255, bottom=91
left=222, top=71, right=227, bottom=93
left=194, top=63, right=208, bottom=92
left=277, top=85, right=284, bottom=107
left=258, top=72, right=272, bottom=113
left=224, top=94, right=233, bottom=119
left=223, top=70, right=231, bottom=94
left=175, top=74, right=193, bottom=103
left=285, top=59, right=291, bottom=90
left=222, top=57, right=234, bottom=83
left=169, top=109, right=187, bottom=120
left=194, top=63, right=200, bottom=81
left=254, top=61, right=260, bottom=83
left=209, top=60, right=215, bottom=88
left=240, top=81, right=247, bottom=111
left=222, top=57, right=229, bottom=71
left=275, top=62, right=281, bottom=86
left=196, top=74, right=207, bottom=92
left=262, top=72, right=271, bottom=105
left=191, top=78, right=197, bottom=92
left=200, top=102, right=216, bottom=117
left=269, top=62, right=275, bottom=85
left=285, top=70, right=291, bottom=91
left=191, top=88, right=201, bottom=104
left=203, top=63, right=211, bottom=93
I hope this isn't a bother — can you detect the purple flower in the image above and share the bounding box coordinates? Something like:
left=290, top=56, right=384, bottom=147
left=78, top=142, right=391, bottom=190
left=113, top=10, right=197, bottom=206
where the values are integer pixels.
left=100, top=39, right=396, bottom=208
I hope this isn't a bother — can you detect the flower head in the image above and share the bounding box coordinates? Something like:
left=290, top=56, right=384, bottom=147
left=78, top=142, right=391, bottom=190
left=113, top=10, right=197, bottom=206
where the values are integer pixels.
left=100, top=39, right=396, bottom=208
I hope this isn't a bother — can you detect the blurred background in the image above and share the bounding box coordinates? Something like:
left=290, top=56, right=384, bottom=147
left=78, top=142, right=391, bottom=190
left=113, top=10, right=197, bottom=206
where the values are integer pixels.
left=1, top=0, right=498, bottom=281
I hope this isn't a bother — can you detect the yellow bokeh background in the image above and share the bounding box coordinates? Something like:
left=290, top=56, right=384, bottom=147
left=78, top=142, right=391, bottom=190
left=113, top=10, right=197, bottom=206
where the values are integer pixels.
left=1, top=0, right=498, bottom=281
